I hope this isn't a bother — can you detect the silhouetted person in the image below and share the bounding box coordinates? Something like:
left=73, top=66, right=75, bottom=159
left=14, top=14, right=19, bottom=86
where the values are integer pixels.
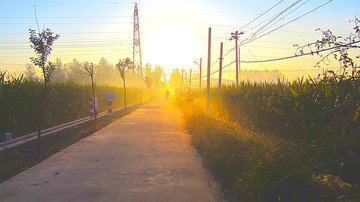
left=166, top=90, right=169, bottom=100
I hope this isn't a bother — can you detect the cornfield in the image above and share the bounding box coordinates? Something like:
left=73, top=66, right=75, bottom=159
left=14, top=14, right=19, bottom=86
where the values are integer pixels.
left=175, top=74, right=360, bottom=201
left=0, top=72, right=145, bottom=139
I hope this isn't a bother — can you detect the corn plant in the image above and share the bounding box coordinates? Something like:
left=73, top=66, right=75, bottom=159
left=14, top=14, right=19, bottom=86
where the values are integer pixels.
left=175, top=74, right=360, bottom=200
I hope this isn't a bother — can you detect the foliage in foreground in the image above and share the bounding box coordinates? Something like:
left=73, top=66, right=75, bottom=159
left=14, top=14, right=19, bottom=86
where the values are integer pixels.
left=175, top=76, right=360, bottom=201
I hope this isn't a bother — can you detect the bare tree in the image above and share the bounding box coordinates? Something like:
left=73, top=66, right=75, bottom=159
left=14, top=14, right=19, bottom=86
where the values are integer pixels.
left=82, top=62, right=97, bottom=124
left=116, top=58, right=133, bottom=111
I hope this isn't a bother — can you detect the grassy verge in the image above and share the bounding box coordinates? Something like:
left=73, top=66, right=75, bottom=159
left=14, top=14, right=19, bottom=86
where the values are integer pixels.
left=175, top=87, right=360, bottom=201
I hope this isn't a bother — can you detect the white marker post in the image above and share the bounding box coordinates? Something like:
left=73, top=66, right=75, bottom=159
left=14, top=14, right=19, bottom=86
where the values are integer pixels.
left=94, top=97, right=99, bottom=120
left=104, top=92, right=115, bottom=116
left=89, top=97, right=94, bottom=121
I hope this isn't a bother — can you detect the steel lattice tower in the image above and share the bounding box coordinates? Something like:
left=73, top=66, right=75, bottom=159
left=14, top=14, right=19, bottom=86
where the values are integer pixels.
left=133, top=3, right=142, bottom=77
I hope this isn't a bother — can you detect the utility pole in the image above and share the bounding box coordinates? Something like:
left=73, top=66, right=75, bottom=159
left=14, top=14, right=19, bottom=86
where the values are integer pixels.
left=185, top=72, right=188, bottom=87
left=181, top=68, right=184, bottom=88
left=163, top=73, right=166, bottom=85
left=193, top=58, right=202, bottom=89
left=199, top=58, right=202, bottom=89
left=238, top=46, right=241, bottom=82
left=230, top=31, right=243, bottom=85
left=219, top=42, right=223, bottom=91
left=189, top=69, right=192, bottom=88
left=207, top=27, right=211, bottom=112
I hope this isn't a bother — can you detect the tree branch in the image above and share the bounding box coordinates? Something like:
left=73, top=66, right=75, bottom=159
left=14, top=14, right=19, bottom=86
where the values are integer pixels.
left=273, top=152, right=360, bottom=186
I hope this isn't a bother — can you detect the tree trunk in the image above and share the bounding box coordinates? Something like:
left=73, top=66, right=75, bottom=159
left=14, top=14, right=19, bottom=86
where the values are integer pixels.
left=37, top=70, right=47, bottom=156
left=91, top=74, right=96, bottom=125
left=123, top=79, right=127, bottom=111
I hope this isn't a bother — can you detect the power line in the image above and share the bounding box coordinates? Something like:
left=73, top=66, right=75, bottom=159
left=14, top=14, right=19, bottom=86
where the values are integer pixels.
left=243, top=40, right=360, bottom=63
left=244, top=0, right=302, bottom=43
left=216, top=0, right=333, bottom=74
left=243, top=46, right=268, bottom=70
left=0, top=16, right=132, bottom=19
left=0, top=31, right=131, bottom=36
left=238, top=0, right=284, bottom=31
left=251, top=0, right=311, bottom=40
left=241, top=0, right=333, bottom=46
left=0, top=22, right=132, bottom=25
left=201, top=40, right=360, bottom=79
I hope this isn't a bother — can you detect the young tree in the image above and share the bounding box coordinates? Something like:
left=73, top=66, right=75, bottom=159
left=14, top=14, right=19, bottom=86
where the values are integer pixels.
left=29, top=28, right=59, bottom=155
left=96, top=57, right=117, bottom=86
left=116, top=58, right=133, bottom=111
left=23, top=63, right=38, bottom=82
left=67, top=59, right=88, bottom=84
left=51, top=58, right=67, bottom=83
left=168, top=68, right=182, bottom=89
left=81, top=62, right=97, bottom=124
left=153, top=65, right=164, bottom=88
left=144, top=63, right=153, bottom=90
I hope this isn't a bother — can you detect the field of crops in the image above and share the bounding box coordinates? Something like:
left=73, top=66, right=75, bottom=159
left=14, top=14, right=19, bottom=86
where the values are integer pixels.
left=0, top=73, right=147, bottom=139
left=175, top=75, right=360, bottom=201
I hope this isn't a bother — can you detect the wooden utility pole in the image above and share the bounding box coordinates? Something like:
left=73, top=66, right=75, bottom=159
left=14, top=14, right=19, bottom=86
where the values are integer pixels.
left=230, top=31, right=243, bottom=85
left=207, top=27, right=211, bottom=112
left=189, top=69, right=192, bottom=88
left=219, top=42, right=223, bottom=91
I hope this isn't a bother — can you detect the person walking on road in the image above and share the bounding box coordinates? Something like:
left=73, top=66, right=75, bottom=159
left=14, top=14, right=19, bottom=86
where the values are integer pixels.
left=166, top=90, right=170, bottom=100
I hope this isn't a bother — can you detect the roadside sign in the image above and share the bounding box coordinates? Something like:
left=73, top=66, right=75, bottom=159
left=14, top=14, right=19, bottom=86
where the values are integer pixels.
left=104, top=92, right=115, bottom=101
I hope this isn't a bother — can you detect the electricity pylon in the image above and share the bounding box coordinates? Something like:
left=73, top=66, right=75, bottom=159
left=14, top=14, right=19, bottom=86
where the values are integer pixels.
left=133, top=2, right=142, bottom=77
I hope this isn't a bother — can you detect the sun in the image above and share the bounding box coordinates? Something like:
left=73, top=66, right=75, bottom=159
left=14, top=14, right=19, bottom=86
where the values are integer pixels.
left=143, top=23, right=202, bottom=70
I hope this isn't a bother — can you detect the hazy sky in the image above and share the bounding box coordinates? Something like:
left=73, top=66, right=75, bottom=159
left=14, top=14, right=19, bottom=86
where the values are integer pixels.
left=1, top=0, right=360, bottom=80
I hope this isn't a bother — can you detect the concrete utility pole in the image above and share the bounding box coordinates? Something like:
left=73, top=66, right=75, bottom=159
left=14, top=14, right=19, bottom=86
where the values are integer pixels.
left=181, top=68, right=184, bottom=88
left=230, top=31, right=243, bottom=85
left=199, top=58, right=202, bottom=89
left=189, top=69, right=192, bottom=88
left=193, top=58, right=202, bottom=89
left=238, top=46, right=241, bottom=82
left=207, top=28, right=211, bottom=112
left=219, top=42, right=223, bottom=91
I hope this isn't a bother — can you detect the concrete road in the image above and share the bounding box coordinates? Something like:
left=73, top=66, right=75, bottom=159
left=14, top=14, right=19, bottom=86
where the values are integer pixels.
left=0, top=101, right=223, bottom=202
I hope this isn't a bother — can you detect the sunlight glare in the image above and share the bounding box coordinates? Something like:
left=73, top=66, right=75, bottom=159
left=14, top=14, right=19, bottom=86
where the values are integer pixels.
left=143, top=23, right=202, bottom=70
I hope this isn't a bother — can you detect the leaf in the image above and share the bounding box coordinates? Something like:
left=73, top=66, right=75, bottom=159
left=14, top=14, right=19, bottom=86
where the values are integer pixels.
left=339, top=182, right=352, bottom=189
left=289, top=87, right=298, bottom=98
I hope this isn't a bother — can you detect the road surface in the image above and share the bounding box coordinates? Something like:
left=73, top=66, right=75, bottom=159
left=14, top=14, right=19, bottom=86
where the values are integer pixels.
left=0, top=101, right=223, bottom=202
